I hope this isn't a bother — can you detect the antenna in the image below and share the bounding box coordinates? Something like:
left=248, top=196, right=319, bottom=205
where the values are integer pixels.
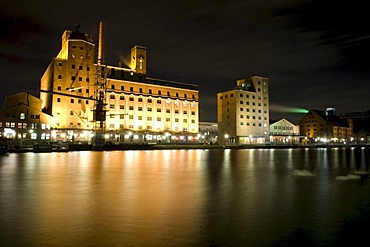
left=73, top=23, right=81, bottom=32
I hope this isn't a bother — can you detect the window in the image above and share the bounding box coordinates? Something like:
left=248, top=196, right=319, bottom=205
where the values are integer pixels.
left=120, top=96, right=125, bottom=100
left=111, top=84, right=115, bottom=89
left=138, top=98, right=143, bottom=102
left=110, top=95, right=115, bottom=99
left=110, top=104, right=115, bottom=109
left=129, top=97, right=134, bottom=101
left=130, top=87, right=133, bottom=92
left=121, top=86, right=124, bottom=90
left=148, top=99, right=152, bottom=103
left=120, top=105, right=124, bottom=109
left=70, top=111, right=73, bottom=115
left=138, top=107, right=143, bottom=111
left=72, top=64, right=75, bottom=69
left=158, top=90, right=161, bottom=95
left=20, top=113, right=26, bottom=120
left=157, top=100, right=161, bottom=104
left=71, top=99, right=74, bottom=103
left=86, top=89, right=89, bottom=93
left=149, top=89, right=152, bottom=94
left=129, top=106, right=134, bottom=110
left=79, top=65, right=83, bottom=70
left=57, top=86, right=61, bottom=90
left=87, top=66, right=90, bottom=71
left=58, top=75, right=62, bottom=79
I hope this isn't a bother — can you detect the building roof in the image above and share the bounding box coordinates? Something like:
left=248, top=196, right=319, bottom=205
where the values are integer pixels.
left=309, top=109, right=350, bottom=128
left=67, top=31, right=93, bottom=43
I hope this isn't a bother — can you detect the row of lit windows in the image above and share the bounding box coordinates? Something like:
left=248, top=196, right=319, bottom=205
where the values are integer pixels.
left=107, top=124, right=190, bottom=132
left=273, top=126, right=294, bottom=130
left=110, top=96, right=196, bottom=107
left=220, top=91, right=268, bottom=100
left=109, top=85, right=195, bottom=99
left=56, top=86, right=90, bottom=93
left=109, top=115, right=195, bottom=123
left=5, top=112, right=40, bottom=120
left=305, top=124, right=324, bottom=127
left=58, top=62, right=91, bottom=71
left=1, top=122, right=49, bottom=129
left=239, top=108, right=267, bottom=113
left=239, top=122, right=263, bottom=127
left=239, top=115, right=266, bottom=120
left=56, top=75, right=91, bottom=83
left=109, top=105, right=195, bottom=114
left=56, top=98, right=90, bottom=104
left=56, top=122, right=87, bottom=128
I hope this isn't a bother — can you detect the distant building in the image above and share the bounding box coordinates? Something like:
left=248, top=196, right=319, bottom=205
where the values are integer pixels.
left=338, top=110, right=370, bottom=144
left=298, top=108, right=352, bottom=144
left=269, top=118, right=300, bottom=145
left=0, top=92, right=53, bottom=143
left=217, top=76, right=269, bottom=144
left=199, top=122, right=218, bottom=143
left=39, top=23, right=199, bottom=144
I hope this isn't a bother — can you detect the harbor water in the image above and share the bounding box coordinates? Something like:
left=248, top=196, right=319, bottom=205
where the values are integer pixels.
left=1, top=147, right=370, bottom=246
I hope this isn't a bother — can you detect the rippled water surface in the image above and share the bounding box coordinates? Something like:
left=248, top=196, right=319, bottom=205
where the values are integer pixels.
left=1, top=148, right=370, bottom=246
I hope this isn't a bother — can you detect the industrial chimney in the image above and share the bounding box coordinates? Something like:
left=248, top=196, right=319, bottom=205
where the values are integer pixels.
left=98, top=21, right=105, bottom=65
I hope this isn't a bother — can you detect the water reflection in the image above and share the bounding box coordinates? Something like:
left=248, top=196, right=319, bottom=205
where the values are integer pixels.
left=1, top=148, right=370, bottom=246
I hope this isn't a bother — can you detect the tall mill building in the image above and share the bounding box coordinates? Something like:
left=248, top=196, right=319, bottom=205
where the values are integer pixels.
left=217, top=76, right=270, bottom=144
left=40, top=22, right=199, bottom=143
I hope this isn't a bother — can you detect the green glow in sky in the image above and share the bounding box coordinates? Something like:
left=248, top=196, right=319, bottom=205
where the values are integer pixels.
left=270, top=104, right=309, bottom=113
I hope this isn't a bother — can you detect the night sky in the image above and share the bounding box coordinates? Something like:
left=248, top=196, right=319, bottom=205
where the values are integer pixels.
left=1, top=0, right=370, bottom=123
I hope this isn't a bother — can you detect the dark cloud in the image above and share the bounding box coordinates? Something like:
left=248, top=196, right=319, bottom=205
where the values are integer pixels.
left=1, top=0, right=370, bottom=123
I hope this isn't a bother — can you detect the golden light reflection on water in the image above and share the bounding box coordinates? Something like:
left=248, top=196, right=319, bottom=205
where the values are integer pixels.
left=1, top=148, right=370, bottom=246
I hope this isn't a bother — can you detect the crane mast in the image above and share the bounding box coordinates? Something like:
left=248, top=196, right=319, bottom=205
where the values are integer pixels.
left=92, top=21, right=107, bottom=149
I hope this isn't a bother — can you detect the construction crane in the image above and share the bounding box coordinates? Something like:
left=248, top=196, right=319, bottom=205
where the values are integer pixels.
left=92, top=21, right=107, bottom=149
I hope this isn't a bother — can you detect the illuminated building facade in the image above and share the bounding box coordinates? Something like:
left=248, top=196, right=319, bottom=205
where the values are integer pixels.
left=40, top=25, right=199, bottom=143
left=298, top=108, right=353, bottom=143
left=0, top=92, right=53, bottom=143
left=217, top=76, right=270, bottom=144
left=269, top=118, right=300, bottom=145
left=198, top=122, right=218, bottom=144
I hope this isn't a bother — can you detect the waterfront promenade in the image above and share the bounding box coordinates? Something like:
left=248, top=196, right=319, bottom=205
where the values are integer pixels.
left=4, top=142, right=369, bottom=153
